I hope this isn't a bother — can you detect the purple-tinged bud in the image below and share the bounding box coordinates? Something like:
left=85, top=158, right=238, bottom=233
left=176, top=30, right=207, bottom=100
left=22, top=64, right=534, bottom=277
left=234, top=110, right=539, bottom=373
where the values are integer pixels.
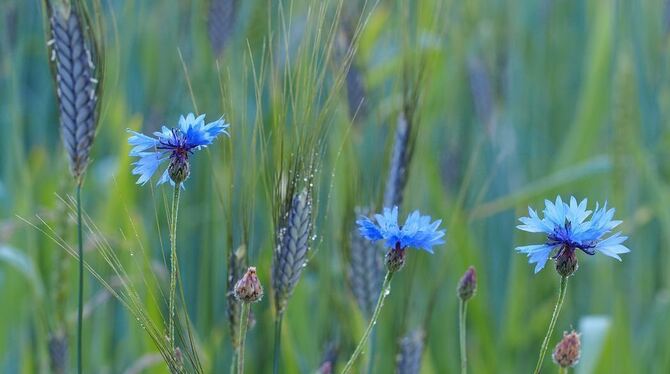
left=168, top=154, right=190, bottom=184
left=552, top=330, right=581, bottom=368
left=457, top=266, right=477, bottom=301
left=555, top=249, right=578, bottom=277
left=234, top=267, right=263, bottom=303
left=385, top=246, right=406, bottom=273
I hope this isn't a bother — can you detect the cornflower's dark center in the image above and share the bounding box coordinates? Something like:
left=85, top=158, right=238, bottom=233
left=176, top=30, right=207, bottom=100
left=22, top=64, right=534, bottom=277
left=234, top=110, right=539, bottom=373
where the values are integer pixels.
left=157, top=128, right=195, bottom=161
left=547, top=219, right=597, bottom=257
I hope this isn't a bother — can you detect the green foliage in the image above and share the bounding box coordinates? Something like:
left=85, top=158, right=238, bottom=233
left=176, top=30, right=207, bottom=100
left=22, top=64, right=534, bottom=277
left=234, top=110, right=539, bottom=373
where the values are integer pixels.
left=1, top=0, right=668, bottom=373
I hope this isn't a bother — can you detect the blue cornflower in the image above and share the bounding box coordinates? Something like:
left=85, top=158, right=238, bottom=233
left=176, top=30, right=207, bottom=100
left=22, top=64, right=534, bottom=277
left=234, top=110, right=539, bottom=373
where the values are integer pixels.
left=516, top=196, right=630, bottom=273
left=357, top=206, right=445, bottom=253
left=127, top=113, right=229, bottom=186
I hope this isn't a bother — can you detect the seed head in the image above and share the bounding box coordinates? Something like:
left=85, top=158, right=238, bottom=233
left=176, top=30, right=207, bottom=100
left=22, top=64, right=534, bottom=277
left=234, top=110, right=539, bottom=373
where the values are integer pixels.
left=552, top=330, right=581, bottom=368
left=385, top=246, right=406, bottom=273
left=396, top=329, right=425, bottom=374
left=227, top=245, right=246, bottom=349
left=272, top=189, right=313, bottom=314
left=48, top=332, right=68, bottom=374
left=174, top=347, right=184, bottom=371
left=168, top=154, right=190, bottom=184
left=48, top=1, right=101, bottom=181
left=555, top=249, right=578, bottom=277
left=348, top=207, right=384, bottom=317
left=457, top=266, right=477, bottom=301
left=234, top=267, right=263, bottom=303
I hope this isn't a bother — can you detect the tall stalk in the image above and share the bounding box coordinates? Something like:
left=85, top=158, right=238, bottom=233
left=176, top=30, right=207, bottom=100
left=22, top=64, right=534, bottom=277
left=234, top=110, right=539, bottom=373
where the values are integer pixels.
left=237, top=303, right=250, bottom=374
left=272, top=315, right=283, bottom=374
left=76, top=183, right=84, bottom=374
left=342, top=271, right=394, bottom=374
left=458, top=298, right=468, bottom=374
left=365, top=330, right=377, bottom=374
left=169, top=183, right=182, bottom=352
left=533, top=276, right=568, bottom=374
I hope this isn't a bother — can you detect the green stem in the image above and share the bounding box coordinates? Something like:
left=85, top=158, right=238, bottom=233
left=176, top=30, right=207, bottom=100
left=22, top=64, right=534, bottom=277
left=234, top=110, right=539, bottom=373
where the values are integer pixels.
left=237, top=303, right=250, bottom=374
left=230, top=351, right=237, bottom=374
left=559, top=367, right=567, bottom=374
left=272, top=314, right=283, bottom=374
left=342, top=271, right=394, bottom=374
left=533, top=276, right=568, bottom=374
left=76, top=184, right=83, bottom=374
left=459, top=299, right=468, bottom=374
left=169, top=184, right=181, bottom=353
left=365, top=329, right=377, bottom=374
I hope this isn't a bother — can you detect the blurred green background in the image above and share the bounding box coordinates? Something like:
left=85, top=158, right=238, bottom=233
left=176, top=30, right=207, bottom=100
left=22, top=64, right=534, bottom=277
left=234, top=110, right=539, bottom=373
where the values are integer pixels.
left=1, top=0, right=669, bottom=373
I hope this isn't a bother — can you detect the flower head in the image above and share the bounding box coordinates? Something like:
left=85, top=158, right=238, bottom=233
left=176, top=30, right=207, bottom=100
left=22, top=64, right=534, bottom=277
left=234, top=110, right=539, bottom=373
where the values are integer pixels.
left=457, top=266, right=477, bottom=301
left=234, top=267, right=263, bottom=303
left=552, top=330, right=581, bottom=368
left=127, top=113, right=229, bottom=186
left=516, top=196, right=630, bottom=273
left=356, top=206, right=445, bottom=253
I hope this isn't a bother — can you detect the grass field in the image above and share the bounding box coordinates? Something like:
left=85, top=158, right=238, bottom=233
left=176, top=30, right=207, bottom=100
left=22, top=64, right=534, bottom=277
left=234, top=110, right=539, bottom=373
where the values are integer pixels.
left=1, top=0, right=669, bottom=373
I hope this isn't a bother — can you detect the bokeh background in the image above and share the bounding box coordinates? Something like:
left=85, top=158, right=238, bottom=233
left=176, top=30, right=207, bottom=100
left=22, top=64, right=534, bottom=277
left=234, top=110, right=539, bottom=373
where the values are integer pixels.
left=1, top=0, right=669, bottom=373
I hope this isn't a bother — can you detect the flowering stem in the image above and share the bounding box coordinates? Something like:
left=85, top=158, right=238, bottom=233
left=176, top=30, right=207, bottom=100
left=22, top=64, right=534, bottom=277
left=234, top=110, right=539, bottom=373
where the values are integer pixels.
left=365, top=329, right=377, bottom=374
left=169, top=183, right=181, bottom=353
left=229, top=353, right=236, bottom=374
left=534, top=276, right=568, bottom=374
left=237, top=303, right=250, bottom=374
left=272, top=314, right=283, bottom=374
left=559, top=368, right=567, bottom=374
left=459, top=298, right=468, bottom=374
left=342, top=271, right=395, bottom=374
left=76, top=183, right=84, bottom=374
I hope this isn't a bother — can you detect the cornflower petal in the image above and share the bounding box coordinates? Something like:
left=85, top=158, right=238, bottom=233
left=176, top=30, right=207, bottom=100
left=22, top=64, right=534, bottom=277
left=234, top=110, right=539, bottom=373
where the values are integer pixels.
left=357, top=206, right=445, bottom=253
left=516, top=196, right=631, bottom=273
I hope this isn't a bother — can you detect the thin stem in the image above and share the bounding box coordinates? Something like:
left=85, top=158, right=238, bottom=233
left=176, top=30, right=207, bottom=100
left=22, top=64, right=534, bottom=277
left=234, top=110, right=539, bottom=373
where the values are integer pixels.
left=459, top=299, right=468, bottom=374
left=272, top=314, right=283, bottom=374
left=365, top=329, right=377, bottom=374
left=169, top=183, right=182, bottom=352
left=342, top=271, right=395, bottom=374
left=237, top=303, right=250, bottom=374
left=533, top=276, right=569, bottom=374
left=76, top=184, right=84, bottom=374
left=230, top=352, right=237, bottom=374
left=558, top=367, right=567, bottom=374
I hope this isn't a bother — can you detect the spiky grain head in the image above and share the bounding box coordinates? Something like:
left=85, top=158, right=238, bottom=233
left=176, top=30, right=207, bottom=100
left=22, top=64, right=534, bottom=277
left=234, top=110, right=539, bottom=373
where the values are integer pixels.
left=336, top=25, right=367, bottom=121
left=47, top=0, right=101, bottom=182
left=272, top=189, right=313, bottom=315
left=316, top=341, right=339, bottom=374
left=396, top=329, right=425, bottom=374
left=348, top=207, right=384, bottom=316
left=383, top=112, right=412, bottom=208
left=207, top=0, right=238, bottom=56
left=48, top=332, right=68, bottom=374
